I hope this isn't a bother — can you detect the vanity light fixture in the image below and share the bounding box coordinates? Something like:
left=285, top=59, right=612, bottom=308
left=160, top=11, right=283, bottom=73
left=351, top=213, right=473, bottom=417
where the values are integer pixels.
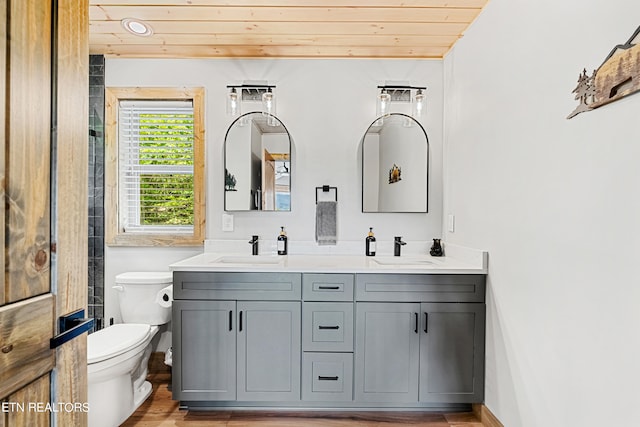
left=121, top=18, right=153, bottom=37
left=226, top=84, right=277, bottom=124
left=376, top=85, right=427, bottom=120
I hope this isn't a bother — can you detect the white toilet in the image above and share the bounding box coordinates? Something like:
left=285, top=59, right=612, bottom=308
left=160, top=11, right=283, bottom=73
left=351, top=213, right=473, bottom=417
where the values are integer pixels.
left=87, top=272, right=173, bottom=427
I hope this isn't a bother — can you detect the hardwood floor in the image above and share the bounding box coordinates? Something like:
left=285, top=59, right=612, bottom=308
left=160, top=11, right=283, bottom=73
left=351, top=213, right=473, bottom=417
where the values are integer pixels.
left=122, top=356, right=483, bottom=427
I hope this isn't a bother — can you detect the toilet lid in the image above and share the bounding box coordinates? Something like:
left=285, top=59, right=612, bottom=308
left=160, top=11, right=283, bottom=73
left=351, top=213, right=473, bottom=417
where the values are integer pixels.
left=115, top=271, right=173, bottom=284
left=88, top=324, right=151, bottom=364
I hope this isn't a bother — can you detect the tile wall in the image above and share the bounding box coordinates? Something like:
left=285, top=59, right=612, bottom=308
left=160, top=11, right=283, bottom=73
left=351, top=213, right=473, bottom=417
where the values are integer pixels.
left=88, top=55, right=105, bottom=331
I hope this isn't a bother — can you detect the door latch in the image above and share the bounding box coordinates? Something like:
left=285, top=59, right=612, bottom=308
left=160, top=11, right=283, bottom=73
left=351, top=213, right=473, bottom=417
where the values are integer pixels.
left=50, top=309, right=94, bottom=349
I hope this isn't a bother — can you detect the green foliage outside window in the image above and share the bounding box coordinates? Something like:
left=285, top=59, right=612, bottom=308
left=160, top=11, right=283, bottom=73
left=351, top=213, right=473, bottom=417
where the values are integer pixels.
left=138, top=113, right=194, bottom=226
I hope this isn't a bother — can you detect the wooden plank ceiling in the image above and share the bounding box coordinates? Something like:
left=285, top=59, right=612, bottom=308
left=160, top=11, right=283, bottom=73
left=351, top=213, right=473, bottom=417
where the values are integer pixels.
left=89, top=0, right=489, bottom=59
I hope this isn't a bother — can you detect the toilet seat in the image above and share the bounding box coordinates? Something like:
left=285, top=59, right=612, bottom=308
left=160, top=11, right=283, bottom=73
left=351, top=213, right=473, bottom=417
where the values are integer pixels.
left=88, top=324, right=152, bottom=364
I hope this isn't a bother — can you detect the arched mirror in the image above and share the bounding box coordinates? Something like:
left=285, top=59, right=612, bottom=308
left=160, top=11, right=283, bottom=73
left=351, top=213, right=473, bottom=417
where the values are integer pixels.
left=224, top=112, right=291, bottom=211
left=361, top=113, right=428, bottom=213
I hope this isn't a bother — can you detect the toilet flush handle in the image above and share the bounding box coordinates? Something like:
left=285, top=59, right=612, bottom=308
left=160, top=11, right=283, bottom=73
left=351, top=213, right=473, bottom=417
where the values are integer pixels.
left=113, top=285, right=124, bottom=292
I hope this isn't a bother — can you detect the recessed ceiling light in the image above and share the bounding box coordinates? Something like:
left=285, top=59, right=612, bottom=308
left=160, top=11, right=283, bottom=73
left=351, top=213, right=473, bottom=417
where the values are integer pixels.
left=121, top=18, right=153, bottom=37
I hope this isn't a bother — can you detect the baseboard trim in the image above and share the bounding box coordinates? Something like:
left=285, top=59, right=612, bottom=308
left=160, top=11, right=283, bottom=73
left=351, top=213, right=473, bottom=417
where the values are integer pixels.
left=472, top=404, right=504, bottom=427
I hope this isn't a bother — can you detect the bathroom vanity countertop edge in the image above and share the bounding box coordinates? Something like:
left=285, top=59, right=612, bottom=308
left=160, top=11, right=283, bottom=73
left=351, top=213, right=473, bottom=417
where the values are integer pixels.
left=169, top=253, right=487, bottom=274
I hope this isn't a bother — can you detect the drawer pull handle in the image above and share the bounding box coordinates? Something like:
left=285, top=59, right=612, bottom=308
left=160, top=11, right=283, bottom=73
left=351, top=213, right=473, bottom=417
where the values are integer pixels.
left=318, top=376, right=339, bottom=381
left=318, top=286, right=340, bottom=290
left=239, top=311, right=243, bottom=332
left=1, top=344, right=13, bottom=354
left=318, top=325, right=340, bottom=330
left=229, top=310, right=233, bottom=331
left=414, top=312, right=419, bottom=334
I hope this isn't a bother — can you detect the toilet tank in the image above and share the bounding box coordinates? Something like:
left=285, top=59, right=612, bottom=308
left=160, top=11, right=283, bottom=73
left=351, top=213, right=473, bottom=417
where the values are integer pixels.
left=114, top=272, right=173, bottom=325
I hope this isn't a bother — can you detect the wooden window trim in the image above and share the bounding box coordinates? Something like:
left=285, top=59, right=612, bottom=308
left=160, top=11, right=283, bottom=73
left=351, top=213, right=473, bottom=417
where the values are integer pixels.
left=105, top=87, right=205, bottom=247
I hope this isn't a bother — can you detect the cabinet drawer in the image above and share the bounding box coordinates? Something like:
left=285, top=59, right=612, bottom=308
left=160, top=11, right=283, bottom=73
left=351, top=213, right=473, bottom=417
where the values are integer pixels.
left=355, top=274, right=485, bottom=303
left=173, top=272, right=301, bottom=300
left=303, top=302, right=354, bottom=352
left=302, top=352, right=353, bottom=401
left=302, top=274, right=354, bottom=301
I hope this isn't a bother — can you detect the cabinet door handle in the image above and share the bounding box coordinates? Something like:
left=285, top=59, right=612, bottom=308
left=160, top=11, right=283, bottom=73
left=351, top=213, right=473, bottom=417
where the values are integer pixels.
left=318, top=285, right=340, bottom=290
left=318, top=325, right=339, bottom=330
left=239, top=311, right=243, bottom=332
left=229, top=310, right=233, bottom=331
left=414, top=312, right=419, bottom=334
left=318, top=376, right=339, bottom=381
left=424, top=312, right=429, bottom=333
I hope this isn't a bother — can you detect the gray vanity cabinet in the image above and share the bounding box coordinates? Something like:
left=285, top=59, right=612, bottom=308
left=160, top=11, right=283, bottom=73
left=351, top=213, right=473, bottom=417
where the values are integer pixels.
left=236, top=301, right=301, bottom=401
left=172, top=300, right=237, bottom=401
left=354, top=274, right=486, bottom=404
left=172, top=272, right=302, bottom=403
left=172, top=271, right=486, bottom=408
left=354, top=301, right=485, bottom=404
left=173, top=300, right=301, bottom=402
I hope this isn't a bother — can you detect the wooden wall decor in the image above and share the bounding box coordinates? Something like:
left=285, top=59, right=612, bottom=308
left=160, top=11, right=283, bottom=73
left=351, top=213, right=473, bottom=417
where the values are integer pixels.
left=568, top=25, right=640, bottom=119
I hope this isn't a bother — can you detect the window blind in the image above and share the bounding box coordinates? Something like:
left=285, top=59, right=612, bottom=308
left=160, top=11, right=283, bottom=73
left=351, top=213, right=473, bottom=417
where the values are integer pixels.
left=118, top=100, right=195, bottom=233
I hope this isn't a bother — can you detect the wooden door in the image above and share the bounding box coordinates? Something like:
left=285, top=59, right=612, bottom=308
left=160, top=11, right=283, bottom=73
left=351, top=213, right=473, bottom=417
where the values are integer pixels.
left=354, top=302, right=420, bottom=403
left=0, top=0, right=88, bottom=426
left=237, top=301, right=301, bottom=401
left=261, top=149, right=275, bottom=210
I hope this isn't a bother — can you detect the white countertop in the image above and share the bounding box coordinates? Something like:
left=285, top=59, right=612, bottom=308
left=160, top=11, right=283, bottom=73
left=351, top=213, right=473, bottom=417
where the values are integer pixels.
left=169, top=243, right=487, bottom=275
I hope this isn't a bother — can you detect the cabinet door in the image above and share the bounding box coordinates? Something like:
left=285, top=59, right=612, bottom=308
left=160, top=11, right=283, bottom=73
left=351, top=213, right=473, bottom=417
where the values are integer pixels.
left=172, top=300, right=237, bottom=401
left=354, top=302, right=420, bottom=402
left=419, top=303, right=485, bottom=403
left=237, top=301, right=301, bottom=401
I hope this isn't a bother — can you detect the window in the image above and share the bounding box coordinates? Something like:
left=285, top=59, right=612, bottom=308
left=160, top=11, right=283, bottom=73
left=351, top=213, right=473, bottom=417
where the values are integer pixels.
left=106, top=88, right=205, bottom=246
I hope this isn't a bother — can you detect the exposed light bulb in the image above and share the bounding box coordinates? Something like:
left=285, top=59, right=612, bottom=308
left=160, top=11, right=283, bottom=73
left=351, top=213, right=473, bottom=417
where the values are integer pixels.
left=262, top=90, right=275, bottom=115
left=377, top=89, right=391, bottom=118
left=413, top=89, right=425, bottom=118
left=262, top=89, right=278, bottom=126
left=227, top=88, right=240, bottom=116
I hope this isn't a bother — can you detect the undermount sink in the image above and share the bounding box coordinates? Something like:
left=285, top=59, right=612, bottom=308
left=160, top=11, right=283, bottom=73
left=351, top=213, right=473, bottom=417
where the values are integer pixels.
left=371, top=257, right=435, bottom=266
left=212, top=255, right=283, bottom=265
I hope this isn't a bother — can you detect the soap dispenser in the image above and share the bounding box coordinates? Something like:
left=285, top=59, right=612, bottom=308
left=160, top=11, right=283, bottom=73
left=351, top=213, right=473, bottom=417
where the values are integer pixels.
left=277, top=226, right=288, bottom=255
left=365, top=227, right=376, bottom=257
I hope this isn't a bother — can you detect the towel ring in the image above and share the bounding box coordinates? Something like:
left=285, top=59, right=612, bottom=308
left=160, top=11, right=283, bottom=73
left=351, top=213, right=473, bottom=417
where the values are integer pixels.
left=315, top=185, right=337, bottom=204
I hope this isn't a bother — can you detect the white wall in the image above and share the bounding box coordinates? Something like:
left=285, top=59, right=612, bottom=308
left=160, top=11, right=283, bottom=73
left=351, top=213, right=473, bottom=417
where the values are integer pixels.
left=104, top=59, right=444, bottom=334
left=443, top=1, right=640, bottom=426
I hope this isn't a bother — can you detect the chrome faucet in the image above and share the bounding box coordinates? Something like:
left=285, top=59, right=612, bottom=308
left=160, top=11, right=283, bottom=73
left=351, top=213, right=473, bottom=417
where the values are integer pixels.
left=248, top=235, right=259, bottom=255
left=394, top=236, right=406, bottom=256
